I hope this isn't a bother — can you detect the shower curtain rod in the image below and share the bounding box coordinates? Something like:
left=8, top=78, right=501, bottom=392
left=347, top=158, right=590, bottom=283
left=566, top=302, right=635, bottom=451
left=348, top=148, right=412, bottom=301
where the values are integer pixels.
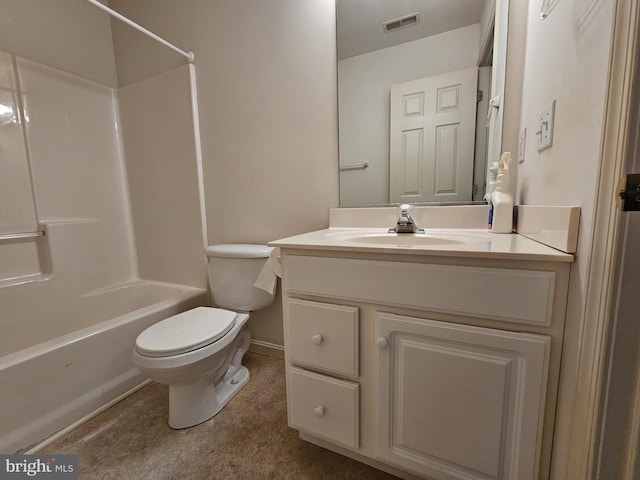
left=85, top=0, right=195, bottom=63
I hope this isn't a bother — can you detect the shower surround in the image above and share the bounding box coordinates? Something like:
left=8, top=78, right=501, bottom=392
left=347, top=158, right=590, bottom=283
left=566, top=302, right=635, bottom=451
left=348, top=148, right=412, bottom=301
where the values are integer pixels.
left=0, top=48, right=207, bottom=452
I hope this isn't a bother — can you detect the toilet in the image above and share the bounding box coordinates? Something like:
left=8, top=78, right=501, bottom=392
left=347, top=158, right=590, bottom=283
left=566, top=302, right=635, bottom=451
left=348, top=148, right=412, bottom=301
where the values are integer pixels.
left=132, top=244, right=277, bottom=429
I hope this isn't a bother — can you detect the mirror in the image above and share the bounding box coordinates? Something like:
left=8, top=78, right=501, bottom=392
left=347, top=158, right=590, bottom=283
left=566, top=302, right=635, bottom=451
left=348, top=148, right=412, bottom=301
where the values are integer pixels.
left=337, top=0, right=506, bottom=207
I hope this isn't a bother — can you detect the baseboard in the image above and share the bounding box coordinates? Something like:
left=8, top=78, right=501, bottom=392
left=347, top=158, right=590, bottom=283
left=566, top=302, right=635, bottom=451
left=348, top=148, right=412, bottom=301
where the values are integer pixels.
left=249, top=340, right=284, bottom=360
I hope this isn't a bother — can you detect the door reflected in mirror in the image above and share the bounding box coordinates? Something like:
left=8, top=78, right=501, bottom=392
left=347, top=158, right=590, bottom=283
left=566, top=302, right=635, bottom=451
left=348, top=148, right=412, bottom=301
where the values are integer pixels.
left=337, top=0, right=507, bottom=207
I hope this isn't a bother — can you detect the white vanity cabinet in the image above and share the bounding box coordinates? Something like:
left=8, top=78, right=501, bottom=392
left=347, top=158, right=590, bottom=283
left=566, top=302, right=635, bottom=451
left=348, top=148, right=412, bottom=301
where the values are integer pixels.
left=376, top=312, right=550, bottom=480
left=278, top=250, right=571, bottom=480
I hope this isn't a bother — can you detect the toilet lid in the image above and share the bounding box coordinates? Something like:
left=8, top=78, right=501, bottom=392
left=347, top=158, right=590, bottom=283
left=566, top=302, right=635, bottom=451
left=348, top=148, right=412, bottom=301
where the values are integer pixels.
left=135, top=307, right=237, bottom=357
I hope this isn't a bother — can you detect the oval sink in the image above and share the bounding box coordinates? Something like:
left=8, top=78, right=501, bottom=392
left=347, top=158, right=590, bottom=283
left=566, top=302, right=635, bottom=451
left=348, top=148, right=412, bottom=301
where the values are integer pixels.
left=345, top=234, right=464, bottom=246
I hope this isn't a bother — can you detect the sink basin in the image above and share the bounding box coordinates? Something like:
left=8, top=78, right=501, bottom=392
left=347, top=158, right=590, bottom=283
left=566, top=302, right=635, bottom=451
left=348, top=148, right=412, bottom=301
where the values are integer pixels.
left=345, top=234, right=464, bottom=246
left=322, top=229, right=489, bottom=246
left=322, top=229, right=489, bottom=248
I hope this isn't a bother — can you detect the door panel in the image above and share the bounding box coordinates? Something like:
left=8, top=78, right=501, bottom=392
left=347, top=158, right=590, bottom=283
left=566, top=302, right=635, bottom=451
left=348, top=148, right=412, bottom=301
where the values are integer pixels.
left=390, top=67, right=478, bottom=203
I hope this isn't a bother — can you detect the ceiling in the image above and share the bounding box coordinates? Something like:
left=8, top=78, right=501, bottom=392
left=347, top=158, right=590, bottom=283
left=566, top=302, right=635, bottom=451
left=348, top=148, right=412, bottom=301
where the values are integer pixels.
left=337, top=0, right=487, bottom=60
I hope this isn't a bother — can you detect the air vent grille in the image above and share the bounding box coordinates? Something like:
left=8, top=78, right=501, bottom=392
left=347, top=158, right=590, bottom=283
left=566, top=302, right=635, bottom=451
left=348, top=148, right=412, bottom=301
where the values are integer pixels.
left=383, top=13, right=420, bottom=33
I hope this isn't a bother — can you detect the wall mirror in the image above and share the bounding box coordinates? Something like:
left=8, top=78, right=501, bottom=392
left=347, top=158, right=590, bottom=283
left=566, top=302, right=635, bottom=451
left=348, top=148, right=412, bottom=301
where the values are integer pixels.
left=337, top=0, right=508, bottom=207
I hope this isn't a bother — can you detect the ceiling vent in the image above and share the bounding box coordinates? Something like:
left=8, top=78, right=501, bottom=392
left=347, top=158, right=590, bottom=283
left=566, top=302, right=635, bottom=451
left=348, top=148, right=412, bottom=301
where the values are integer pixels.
left=382, top=13, right=420, bottom=33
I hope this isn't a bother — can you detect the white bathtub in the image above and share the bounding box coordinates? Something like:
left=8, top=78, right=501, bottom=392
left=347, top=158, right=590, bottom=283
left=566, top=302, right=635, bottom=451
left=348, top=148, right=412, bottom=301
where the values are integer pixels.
left=0, top=280, right=208, bottom=453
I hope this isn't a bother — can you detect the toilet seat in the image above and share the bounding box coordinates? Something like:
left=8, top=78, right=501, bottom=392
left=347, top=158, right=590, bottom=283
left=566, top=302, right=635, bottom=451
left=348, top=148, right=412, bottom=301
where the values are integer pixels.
left=135, top=307, right=237, bottom=358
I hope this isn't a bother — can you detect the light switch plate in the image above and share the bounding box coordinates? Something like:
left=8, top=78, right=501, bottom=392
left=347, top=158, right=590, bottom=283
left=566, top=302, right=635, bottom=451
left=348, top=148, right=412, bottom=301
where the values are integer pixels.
left=537, top=99, right=556, bottom=152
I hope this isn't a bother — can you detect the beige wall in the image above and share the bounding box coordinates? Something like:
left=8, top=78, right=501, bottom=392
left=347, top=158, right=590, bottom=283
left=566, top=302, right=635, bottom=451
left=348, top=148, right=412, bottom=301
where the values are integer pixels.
left=109, top=0, right=340, bottom=346
left=0, top=0, right=118, bottom=86
left=512, top=1, right=615, bottom=477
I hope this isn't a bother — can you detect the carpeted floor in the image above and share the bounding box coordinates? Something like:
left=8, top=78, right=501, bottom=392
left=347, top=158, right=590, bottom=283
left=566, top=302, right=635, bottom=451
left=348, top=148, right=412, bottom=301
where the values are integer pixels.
left=41, top=353, right=400, bottom=479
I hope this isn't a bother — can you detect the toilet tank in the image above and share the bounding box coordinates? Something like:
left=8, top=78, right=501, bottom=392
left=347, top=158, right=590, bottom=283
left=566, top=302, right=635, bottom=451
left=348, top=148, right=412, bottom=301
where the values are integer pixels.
left=206, top=244, right=276, bottom=312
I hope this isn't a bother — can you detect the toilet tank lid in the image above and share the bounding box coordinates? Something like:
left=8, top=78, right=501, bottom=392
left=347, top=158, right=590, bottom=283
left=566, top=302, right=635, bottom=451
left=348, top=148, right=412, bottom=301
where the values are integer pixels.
left=206, top=244, right=273, bottom=259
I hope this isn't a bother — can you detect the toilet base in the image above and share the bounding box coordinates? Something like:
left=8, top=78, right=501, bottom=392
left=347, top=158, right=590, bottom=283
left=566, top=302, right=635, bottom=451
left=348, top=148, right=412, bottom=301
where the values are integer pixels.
left=168, top=365, right=250, bottom=429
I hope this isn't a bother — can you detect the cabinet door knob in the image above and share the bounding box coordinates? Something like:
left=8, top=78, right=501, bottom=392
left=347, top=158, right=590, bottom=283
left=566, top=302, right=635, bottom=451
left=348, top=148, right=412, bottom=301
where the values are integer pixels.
left=314, top=405, right=325, bottom=417
left=376, top=336, right=389, bottom=349
left=312, top=334, right=323, bottom=345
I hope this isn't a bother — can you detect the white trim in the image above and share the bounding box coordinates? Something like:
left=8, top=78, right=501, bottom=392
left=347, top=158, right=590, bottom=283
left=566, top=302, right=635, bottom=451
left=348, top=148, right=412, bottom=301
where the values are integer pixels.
left=564, top=1, right=640, bottom=478
left=249, top=340, right=284, bottom=360
left=477, top=0, right=496, bottom=67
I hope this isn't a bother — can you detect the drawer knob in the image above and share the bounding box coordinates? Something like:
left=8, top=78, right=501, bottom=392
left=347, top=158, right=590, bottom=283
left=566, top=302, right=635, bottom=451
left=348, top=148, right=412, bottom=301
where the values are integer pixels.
left=312, top=334, right=323, bottom=345
left=314, top=405, right=325, bottom=417
left=376, top=336, right=389, bottom=349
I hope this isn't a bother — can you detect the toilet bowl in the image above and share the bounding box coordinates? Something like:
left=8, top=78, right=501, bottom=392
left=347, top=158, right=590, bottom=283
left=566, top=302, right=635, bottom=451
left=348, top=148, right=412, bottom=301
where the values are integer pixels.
left=131, top=245, right=277, bottom=429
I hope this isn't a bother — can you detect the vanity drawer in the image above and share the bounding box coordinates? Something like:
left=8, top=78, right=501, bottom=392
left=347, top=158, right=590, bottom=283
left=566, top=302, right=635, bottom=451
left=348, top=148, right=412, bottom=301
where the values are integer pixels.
left=289, top=367, right=359, bottom=449
left=287, top=299, right=359, bottom=378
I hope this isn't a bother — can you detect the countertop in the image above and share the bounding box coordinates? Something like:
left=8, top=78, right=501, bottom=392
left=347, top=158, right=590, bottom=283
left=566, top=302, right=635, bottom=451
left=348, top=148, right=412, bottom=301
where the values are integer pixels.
left=269, top=227, right=575, bottom=263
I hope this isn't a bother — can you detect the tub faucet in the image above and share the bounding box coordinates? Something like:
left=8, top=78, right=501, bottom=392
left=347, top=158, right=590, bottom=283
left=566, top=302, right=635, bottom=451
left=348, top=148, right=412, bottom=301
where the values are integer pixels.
left=389, top=204, right=425, bottom=234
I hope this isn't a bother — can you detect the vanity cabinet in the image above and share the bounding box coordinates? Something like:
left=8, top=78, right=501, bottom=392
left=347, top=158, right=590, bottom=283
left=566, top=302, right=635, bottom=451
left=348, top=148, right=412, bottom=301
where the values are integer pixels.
left=376, top=312, right=549, bottom=480
left=279, top=251, right=570, bottom=480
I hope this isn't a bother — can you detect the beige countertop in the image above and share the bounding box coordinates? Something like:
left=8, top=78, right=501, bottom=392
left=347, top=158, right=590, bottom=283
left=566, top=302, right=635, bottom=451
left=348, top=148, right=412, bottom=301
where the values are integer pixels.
left=270, top=227, right=575, bottom=262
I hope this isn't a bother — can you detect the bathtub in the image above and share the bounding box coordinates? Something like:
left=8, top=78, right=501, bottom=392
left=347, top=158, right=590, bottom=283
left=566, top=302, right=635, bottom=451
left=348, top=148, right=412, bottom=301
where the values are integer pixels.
left=0, top=280, right=208, bottom=453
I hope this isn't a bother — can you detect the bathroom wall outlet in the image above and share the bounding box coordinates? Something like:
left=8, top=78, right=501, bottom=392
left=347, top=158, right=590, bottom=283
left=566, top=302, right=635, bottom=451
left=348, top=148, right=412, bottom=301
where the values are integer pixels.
left=537, top=99, right=556, bottom=152
left=518, top=128, right=527, bottom=163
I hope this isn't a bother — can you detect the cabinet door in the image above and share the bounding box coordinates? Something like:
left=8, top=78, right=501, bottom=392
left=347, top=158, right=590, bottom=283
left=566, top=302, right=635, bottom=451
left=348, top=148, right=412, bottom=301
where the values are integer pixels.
left=375, top=313, right=550, bottom=480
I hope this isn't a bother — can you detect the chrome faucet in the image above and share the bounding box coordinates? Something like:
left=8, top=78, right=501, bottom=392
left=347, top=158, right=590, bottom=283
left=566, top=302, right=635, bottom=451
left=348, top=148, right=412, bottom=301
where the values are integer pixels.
left=388, top=204, right=425, bottom=234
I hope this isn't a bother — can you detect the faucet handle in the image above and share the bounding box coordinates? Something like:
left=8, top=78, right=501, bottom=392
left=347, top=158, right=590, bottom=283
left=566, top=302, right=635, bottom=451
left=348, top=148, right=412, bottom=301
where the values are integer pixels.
left=399, top=203, right=413, bottom=217
left=390, top=204, right=424, bottom=233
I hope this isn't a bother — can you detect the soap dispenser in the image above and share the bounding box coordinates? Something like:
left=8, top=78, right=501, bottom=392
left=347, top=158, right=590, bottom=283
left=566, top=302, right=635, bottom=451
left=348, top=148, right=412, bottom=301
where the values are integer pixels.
left=484, top=160, right=499, bottom=202
left=488, top=152, right=514, bottom=233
